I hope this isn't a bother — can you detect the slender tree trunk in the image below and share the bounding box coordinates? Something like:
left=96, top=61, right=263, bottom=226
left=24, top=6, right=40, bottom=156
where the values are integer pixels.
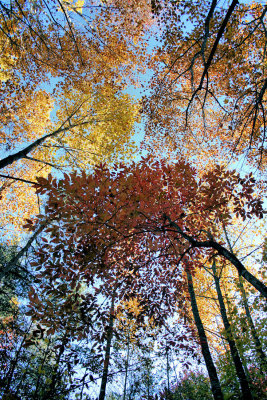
left=0, top=115, right=90, bottom=170
left=186, top=270, right=224, bottom=400
left=99, top=295, right=115, bottom=400
left=33, top=338, right=52, bottom=399
left=123, top=332, right=130, bottom=400
left=4, top=326, right=30, bottom=394
left=0, top=223, right=46, bottom=281
left=45, top=334, right=68, bottom=399
left=238, top=274, right=267, bottom=372
left=223, top=225, right=267, bottom=373
left=211, top=260, right=253, bottom=400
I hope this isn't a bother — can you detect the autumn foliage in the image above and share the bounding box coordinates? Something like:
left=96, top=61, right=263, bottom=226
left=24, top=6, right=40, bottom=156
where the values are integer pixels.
left=27, top=157, right=264, bottom=328
left=0, top=1, right=266, bottom=399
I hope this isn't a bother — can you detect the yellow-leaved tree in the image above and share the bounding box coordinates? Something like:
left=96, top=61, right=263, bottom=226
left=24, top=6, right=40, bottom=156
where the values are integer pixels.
left=0, top=0, right=154, bottom=240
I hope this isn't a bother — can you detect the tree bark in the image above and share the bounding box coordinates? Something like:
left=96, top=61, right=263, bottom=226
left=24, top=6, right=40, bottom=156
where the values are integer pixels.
left=186, top=270, right=224, bottom=400
left=211, top=260, right=253, bottom=400
left=99, top=295, right=115, bottom=400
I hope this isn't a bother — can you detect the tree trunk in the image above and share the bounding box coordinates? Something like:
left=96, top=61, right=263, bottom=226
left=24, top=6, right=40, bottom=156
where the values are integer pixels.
left=123, top=333, right=130, bottom=400
left=165, top=217, right=267, bottom=298
left=0, top=223, right=46, bottom=281
left=99, top=295, right=115, bottom=400
left=223, top=225, right=267, bottom=373
left=33, top=338, right=52, bottom=398
left=238, top=274, right=267, bottom=372
left=186, top=271, right=224, bottom=400
left=0, top=118, right=89, bottom=170
left=4, top=331, right=28, bottom=395
left=45, top=334, right=68, bottom=399
left=211, top=260, right=253, bottom=400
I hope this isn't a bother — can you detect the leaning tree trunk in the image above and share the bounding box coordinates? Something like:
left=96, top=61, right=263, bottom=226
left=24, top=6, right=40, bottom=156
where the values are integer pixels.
left=99, top=295, right=115, bottom=400
left=211, top=260, right=253, bottom=400
left=223, top=227, right=267, bottom=373
left=238, top=273, right=267, bottom=373
left=186, top=270, right=224, bottom=400
left=166, top=217, right=267, bottom=298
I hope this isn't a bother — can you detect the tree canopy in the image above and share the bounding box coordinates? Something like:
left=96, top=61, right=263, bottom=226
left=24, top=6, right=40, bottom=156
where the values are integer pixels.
left=0, top=1, right=266, bottom=399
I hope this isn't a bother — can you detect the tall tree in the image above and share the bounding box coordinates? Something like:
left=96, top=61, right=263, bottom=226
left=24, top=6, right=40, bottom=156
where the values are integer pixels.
left=24, top=157, right=265, bottom=399
left=211, top=259, right=252, bottom=400
left=0, top=0, right=152, bottom=239
left=186, top=269, right=224, bottom=400
left=145, top=1, right=267, bottom=168
left=223, top=225, right=267, bottom=373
